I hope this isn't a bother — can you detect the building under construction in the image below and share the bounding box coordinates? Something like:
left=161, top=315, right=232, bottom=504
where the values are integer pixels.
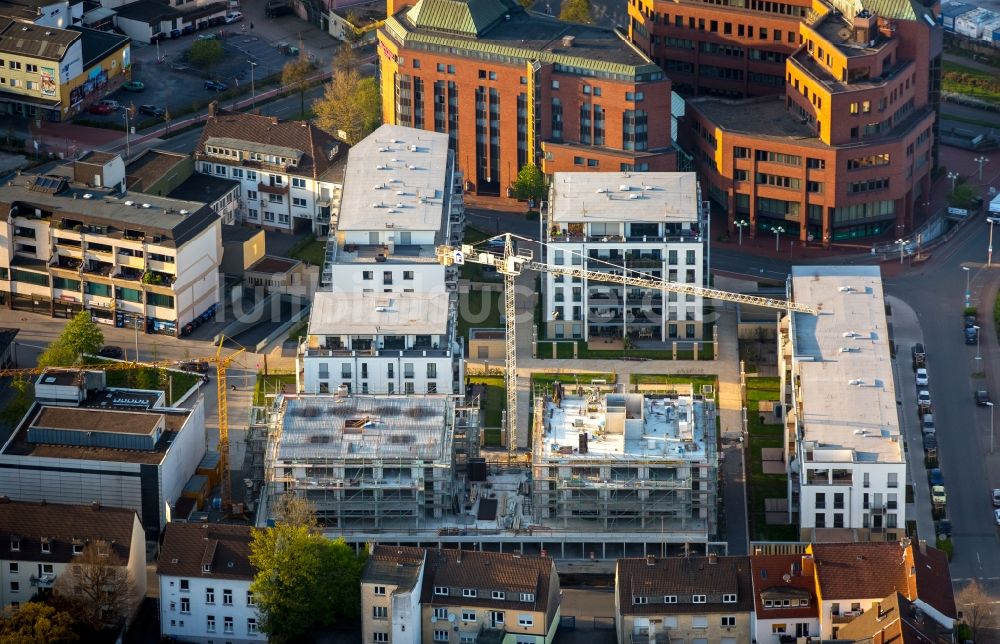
left=265, top=393, right=478, bottom=529
left=532, top=387, right=718, bottom=536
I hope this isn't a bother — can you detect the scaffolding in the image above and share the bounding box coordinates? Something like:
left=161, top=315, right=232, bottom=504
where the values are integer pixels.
left=264, top=393, right=474, bottom=529
left=531, top=389, right=718, bottom=535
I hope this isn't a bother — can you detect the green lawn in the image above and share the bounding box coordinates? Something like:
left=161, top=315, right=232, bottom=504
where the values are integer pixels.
left=288, top=235, right=327, bottom=266
left=82, top=358, right=202, bottom=405
left=630, top=374, right=719, bottom=394
left=457, top=289, right=503, bottom=340
left=536, top=342, right=576, bottom=359
left=530, top=372, right=616, bottom=389
left=745, top=376, right=795, bottom=541
left=253, top=372, right=298, bottom=406
left=942, top=60, right=1000, bottom=104
left=467, top=375, right=504, bottom=428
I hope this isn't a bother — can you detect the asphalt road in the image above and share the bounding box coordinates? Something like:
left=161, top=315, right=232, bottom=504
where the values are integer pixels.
left=885, top=216, right=1000, bottom=596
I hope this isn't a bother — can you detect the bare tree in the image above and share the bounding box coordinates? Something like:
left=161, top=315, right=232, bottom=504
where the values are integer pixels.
left=54, top=542, right=138, bottom=630
left=272, top=492, right=319, bottom=531
left=957, top=579, right=996, bottom=642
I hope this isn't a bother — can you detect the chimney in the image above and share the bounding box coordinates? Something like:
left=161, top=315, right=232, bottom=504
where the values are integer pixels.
left=271, top=116, right=279, bottom=125
left=457, top=546, right=462, bottom=564
left=800, top=555, right=814, bottom=577
left=91, top=501, right=100, bottom=511
left=646, top=555, right=656, bottom=566
left=708, top=553, right=718, bottom=565
left=918, top=539, right=927, bottom=555
left=207, top=101, right=218, bottom=118
left=876, top=601, right=884, bottom=620
left=562, top=35, right=575, bottom=47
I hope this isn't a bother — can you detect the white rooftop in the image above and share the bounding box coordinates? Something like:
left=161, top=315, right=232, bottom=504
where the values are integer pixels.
left=309, top=291, right=451, bottom=336
left=539, top=393, right=711, bottom=462
left=790, top=265, right=903, bottom=463
left=549, top=172, right=700, bottom=224
left=337, top=125, right=451, bottom=233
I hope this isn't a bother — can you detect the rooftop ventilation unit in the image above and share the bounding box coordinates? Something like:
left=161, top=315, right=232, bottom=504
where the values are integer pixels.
left=849, top=379, right=864, bottom=386
left=619, top=184, right=631, bottom=191
left=839, top=346, right=860, bottom=353
left=838, top=286, right=855, bottom=292
left=371, top=202, right=384, bottom=208
left=142, top=203, right=151, bottom=208
left=373, top=183, right=385, bottom=189
left=396, top=190, right=405, bottom=195
left=377, top=147, right=388, bottom=152
left=83, top=193, right=93, bottom=199
left=389, top=139, right=399, bottom=144
left=843, top=331, right=857, bottom=338
left=595, top=188, right=608, bottom=194
left=408, top=165, right=416, bottom=170
left=391, top=158, right=400, bottom=163
left=643, top=185, right=654, bottom=190
left=124, top=200, right=134, bottom=206
left=628, top=194, right=640, bottom=200
left=395, top=202, right=403, bottom=208
left=179, top=209, right=188, bottom=215
left=409, top=144, right=418, bottom=152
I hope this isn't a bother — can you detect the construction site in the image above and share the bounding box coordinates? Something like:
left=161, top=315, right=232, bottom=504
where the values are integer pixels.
left=532, top=385, right=718, bottom=536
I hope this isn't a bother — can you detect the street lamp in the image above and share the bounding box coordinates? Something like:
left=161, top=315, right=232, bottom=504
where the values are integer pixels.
left=988, top=217, right=1000, bottom=268
left=895, top=238, right=909, bottom=265
left=772, top=225, right=785, bottom=252
left=248, top=60, right=258, bottom=110
left=974, top=156, right=990, bottom=181
left=734, top=219, right=749, bottom=246
left=947, top=171, right=960, bottom=193
left=987, top=401, right=995, bottom=454
left=974, top=325, right=982, bottom=371
left=963, top=266, right=971, bottom=308
left=122, top=104, right=135, bottom=160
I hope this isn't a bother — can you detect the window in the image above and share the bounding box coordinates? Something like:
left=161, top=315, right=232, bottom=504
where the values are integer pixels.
left=363, top=271, right=373, bottom=280
left=633, top=596, right=648, bottom=605
left=72, top=544, right=84, bottom=555
left=816, top=512, right=826, bottom=528
left=180, top=579, right=189, bottom=592
left=816, top=492, right=826, bottom=509
left=692, top=616, right=708, bottom=628
left=434, top=607, right=448, bottom=619
left=9, top=581, right=19, bottom=594
left=888, top=473, right=899, bottom=488
left=434, top=586, right=448, bottom=596
left=248, top=618, right=258, bottom=634
left=41, top=539, right=51, bottom=554
left=292, top=177, right=306, bottom=188
left=268, top=193, right=283, bottom=204
left=772, top=624, right=787, bottom=634
left=247, top=208, right=258, bottom=219
left=520, top=593, right=534, bottom=602
left=492, top=590, right=506, bottom=600
left=207, top=616, right=216, bottom=632
left=293, top=197, right=307, bottom=207
left=224, top=616, right=233, bottom=634
left=462, top=610, right=476, bottom=621
left=463, top=588, right=477, bottom=598
left=9, top=538, right=19, bottom=552
left=232, top=168, right=243, bottom=179
left=247, top=590, right=255, bottom=606
left=373, top=606, right=388, bottom=619
left=721, top=616, right=736, bottom=627
left=246, top=190, right=258, bottom=201
left=552, top=80, right=559, bottom=89
left=723, top=594, right=737, bottom=603
left=693, top=595, right=707, bottom=603
left=434, top=630, right=449, bottom=641
left=264, top=211, right=275, bottom=222
left=7, top=563, right=16, bottom=574
left=373, top=633, right=388, bottom=643
left=206, top=588, right=215, bottom=604
left=518, top=615, right=533, bottom=627
left=664, top=595, right=677, bottom=603
left=180, top=597, right=190, bottom=613
left=374, top=585, right=386, bottom=596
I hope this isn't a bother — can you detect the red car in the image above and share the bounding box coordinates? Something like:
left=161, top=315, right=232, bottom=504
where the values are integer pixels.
left=87, top=103, right=113, bottom=115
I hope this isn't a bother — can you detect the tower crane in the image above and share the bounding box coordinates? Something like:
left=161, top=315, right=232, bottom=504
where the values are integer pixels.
left=437, top=233, right=818, bottom=459
left=0, top=338, right=246, bottom=514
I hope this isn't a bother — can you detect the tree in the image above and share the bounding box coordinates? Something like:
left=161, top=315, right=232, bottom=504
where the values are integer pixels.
left=0, top=602, right=78, bottom=644
left=313, top=65, right=380, bottom=144
left=272, top=492, right=319, bottom=531
left=343, top=11, right=363, bottom=43
left=61, top=310, right=104, bottom=358
left=559, top=0, right=593, bottom=23
left=249, top=500, right=366, bottom=643
left=53, top=543, right=138, bottom=630
left=187, top=39, right=224, bottom=74
left=282, top=56, right=314, bottom=118
left=957, top=579, right=996, bottom=642
left=516, top=0, right=535, bottom=8
left=511, top=162, right=547, bottom=204
left=0, top=377, right=33, bottom=427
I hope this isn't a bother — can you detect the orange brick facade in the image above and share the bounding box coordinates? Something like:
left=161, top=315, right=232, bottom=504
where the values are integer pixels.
left=378, top=0, right=676, bottom=198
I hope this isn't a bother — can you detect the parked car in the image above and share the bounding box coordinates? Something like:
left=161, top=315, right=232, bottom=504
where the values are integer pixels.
left=976, top=390, right=991, bottom=406
left=921, top=414, right=935, bottom=435
left=927, top=468, right=943, bottom=486
left=196, top=33, right=218, bottom=41
left=965, top=315, right=977, bottom=329
left=182, top=25, right=195, bottom=35
left=98, top=345, right=124, bottom=359
left=98, top=99, right=121, bottom=110
left=170, top=28, right=182, bottom=39
left=87, top=103, right=113, bottom=115
left=224, top=11, right=243, bottom=22
left=931, top=486, right=947, bottom=506
left=139, top=104, right=166, bottom=117
left=917, top=390, right=931, bottom=411
left=122, top=80, right=145, bottom=91
left=993, top=489, right=1000, bottom=507
left=965, top=325, right=978, bottom=345
left=995, top=509, right=1000, bottom=526
left=923, top=433, right=937, bottom=451
left=911, top=342, right=926, bottom=370
left=204, top=80, right=228, bottom=91
left=915, top=368, right=928, bottom=387
left=936, top=519, right=952, bottom=539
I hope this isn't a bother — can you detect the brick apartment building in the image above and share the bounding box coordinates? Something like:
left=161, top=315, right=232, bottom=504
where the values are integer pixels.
left=629, top=0, right=942, bottom=243
left=377, top=0, right=676, bottom=198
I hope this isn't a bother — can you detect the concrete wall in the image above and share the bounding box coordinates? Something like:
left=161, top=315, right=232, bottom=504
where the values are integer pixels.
left=159, top=398, right=207, bottom=529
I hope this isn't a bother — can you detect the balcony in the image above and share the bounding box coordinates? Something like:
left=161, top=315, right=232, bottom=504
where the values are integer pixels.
left=118, top=253, right=145, bottom=270
left=50, top=257, right=82, bottom=273
left=833, top=611, right=863, bottom=624
left=114, top=267, right=144, bottom=282
left=259, top=181, right=289, bottom=195
left=142, top=270, right=175, bottom=287
left=83, top=260, right=114, bottom=278
left=146, top=258, right=175, bottom=273
left=631, top=633, right=670, bottom=644
left=31, top=574, right=56, bottom=588
left=86, top=243, right=114, bottom=257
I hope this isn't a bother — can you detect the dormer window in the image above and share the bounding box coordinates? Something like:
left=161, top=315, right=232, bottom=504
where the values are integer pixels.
left=462, top=588, right=477, bottom=598
left=633, top=596, right=647, bottom=605
left=434, top=586, right=447, bottom=596
left=519, top=593, right=534, bottom=602
left=72, top=544, right=83, bottom=555
left=492, top=591, right=505, bottom=600
left=692, top=595, right=707, bottom=603
left=202, top=563, right=212, bottom=573
left=9, top=537, right=20, bottom=552
left=40, top=538, right=50, bottom=554
left=764, top=599, right=774, bottom=608
left=723, top=594, right=737, bottom=603
left=97, top=542, right=109, bottom=557
left=664, top=595, right=677, bottom=604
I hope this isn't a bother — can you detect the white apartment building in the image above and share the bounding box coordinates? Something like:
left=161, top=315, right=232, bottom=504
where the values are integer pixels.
left=0, top=500, right=146, bottom=614
left=0, top=369, right=207, bottom=537
left=299, top=291, right=461, bottom=395
left=781, top=266, right=906, bottom=542
left=543, top=172, right=707, bottom=342
left=300, top=125, right=464, bottom=395
left=0, top=153, right=222, bottom=336
left=158, top=523, right=264, bottom=644
left=195, top=103, right=349, bottom=236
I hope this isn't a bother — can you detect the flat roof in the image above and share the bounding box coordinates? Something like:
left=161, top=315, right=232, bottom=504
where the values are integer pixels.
left=309, top=291, right=451, bottom=336
left=70, top=26, right=130, bottom=69
left=540, top=393, right=712, bottom=462
left=0, top=17, right=79, bottom=60
left=167, top=172, right=240, bottom=204
left=276, top=395, right=452, bottom=463
left=687, top=97, right=822, bottom=145
left=247, top=255, right=299, bottom=274
left=790, top=266, right=903, bottom=463
left=31, top=406, right=161, bottom=436
left=125, top=149, right=189, bottom=193
left=338, top=125, right=451, bottom=234
left=549, top=172, right=700, bottom=224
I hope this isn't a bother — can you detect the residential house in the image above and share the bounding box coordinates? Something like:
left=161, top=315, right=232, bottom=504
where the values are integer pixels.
left=615, top=554, right=754, bottom=644
left=127, top=149, right=241, bottom=225
left=362, top=545, right=561, bottom=644
left=750, top=553, right=819, bottom=644
left=0, top=499, right=146, bottom=616
left=835, top=592, right=954, bottom=643
left=158, top=523, right=264, bottom=644
left=195, top=102, right=349, bottom=236
left=0, top=0, right=81, bottom=29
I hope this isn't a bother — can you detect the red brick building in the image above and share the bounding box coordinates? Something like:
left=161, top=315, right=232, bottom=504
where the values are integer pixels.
left=377, top=0, right=676, bottom=197
left=631, top=0, right=943, bottom=243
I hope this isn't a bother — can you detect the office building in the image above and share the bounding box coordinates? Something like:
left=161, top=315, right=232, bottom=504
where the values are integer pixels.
left=532, top=388, right=718, bottom=536
left=543, top=172, right=706, bottom=342
left=195, top=102, right=349, bottom=236
left=780, top=266, right=905, bottom=541
left=377, top=0, right=676, bottom=197
left=0, top=369, right=207, bottom=536
left=158, top=523, right=264, bottom=643
left=631, top=0, right=941, bottom=242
